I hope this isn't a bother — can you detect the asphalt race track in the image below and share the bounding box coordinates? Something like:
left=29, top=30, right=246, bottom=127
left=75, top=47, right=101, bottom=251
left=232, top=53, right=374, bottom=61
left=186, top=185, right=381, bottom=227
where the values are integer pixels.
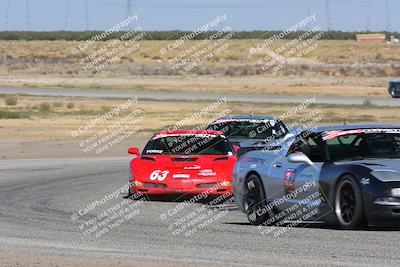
left=1, top=87, right=400, bottom=107
left=0, top=157, right=399, bottom=266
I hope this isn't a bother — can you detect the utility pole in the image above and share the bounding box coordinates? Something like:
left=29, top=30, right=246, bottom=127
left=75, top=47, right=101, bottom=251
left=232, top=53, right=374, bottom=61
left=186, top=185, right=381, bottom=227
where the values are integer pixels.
left=65, top=0, right=70, bottom=31
left=385, top=0, right=391, bottom=33
left=85, top=0, right=90, bottom=31
left=26, top=0, right=31, bottom=31
left=126, top=0, right=134, bottom=30
left=126, top=0, right=133, bottom=18
left=366, top=0, right=372, bottom=32
left=306, top=0, right=312, bottom=30
left=5, top=0, right=10, bottom=31
left=325, top=0, right=331, bottom=31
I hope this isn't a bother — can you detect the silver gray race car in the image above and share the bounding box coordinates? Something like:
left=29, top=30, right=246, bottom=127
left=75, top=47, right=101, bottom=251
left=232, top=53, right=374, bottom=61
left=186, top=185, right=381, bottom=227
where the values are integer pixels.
left=233, top=125, right=400, bottom=229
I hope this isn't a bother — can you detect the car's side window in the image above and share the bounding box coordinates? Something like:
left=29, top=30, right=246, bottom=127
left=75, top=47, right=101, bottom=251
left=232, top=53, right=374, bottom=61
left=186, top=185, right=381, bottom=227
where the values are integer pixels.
left=307, top=137, right=324, bottom=162
left=288, top=135, right=324, bottom=162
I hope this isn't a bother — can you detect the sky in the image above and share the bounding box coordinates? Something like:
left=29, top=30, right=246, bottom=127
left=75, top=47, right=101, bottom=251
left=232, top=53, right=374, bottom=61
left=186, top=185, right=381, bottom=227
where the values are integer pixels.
left=0, top=0, right=399, bottom=32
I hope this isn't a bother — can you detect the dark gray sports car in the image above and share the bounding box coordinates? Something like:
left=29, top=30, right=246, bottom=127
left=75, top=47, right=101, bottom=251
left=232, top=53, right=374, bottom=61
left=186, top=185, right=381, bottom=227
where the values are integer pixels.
left=206, top=115, right=290, bottom=147
left=233, top=125, right=400, bottom=229
left=388, top=81, right=400, bottom=98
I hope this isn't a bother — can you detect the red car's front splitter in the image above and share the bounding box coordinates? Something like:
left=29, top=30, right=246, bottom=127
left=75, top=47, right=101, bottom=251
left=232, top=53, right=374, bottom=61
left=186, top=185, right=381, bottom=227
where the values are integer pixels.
left=130, top=186, right=232, bottom=198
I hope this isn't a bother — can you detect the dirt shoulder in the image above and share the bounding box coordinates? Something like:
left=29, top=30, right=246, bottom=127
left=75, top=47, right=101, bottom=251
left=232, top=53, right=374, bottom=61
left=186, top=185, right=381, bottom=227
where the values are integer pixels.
left=0, top=250, right=214, bottom=267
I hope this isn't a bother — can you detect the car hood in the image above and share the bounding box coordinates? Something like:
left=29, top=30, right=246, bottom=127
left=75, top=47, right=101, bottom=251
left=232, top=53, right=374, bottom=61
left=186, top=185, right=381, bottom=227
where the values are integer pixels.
left=336, top=158, right=400, bottom=172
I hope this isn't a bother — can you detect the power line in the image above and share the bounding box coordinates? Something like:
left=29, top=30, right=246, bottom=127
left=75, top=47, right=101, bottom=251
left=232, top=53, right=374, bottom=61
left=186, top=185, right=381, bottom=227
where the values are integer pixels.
left=65, top=0, right=70, bottom=31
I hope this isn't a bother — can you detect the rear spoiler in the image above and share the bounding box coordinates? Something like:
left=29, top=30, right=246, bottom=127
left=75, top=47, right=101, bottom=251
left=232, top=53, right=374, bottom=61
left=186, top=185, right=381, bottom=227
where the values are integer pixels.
left=237, top=147, right=262, bottom=158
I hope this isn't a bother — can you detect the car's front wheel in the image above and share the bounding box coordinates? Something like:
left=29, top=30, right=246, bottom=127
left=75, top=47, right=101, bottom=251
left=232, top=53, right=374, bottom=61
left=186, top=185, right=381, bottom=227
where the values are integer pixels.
left=334, top=175, right=365, bottom=229
left=390, top=88, right=400, bottom=98
left=245, top=174, right=270, bottom=226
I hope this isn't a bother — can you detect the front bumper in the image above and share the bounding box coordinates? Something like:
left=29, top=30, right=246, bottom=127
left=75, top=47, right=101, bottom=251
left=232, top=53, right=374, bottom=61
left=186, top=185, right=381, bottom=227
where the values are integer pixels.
left=370, top=197, right=400, bottom=220
left=361, top=178, right=400, bottom=225
left=130, top=179, right=232, bottom=198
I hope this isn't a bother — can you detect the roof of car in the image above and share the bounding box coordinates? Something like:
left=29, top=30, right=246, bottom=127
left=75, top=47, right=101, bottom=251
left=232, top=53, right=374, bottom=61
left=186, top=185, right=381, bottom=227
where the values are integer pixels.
left=152, top=130, right=224, bottom=139
left=211, top=115, right=277, bottom=123
left=308, top=124, right=400, bottom=133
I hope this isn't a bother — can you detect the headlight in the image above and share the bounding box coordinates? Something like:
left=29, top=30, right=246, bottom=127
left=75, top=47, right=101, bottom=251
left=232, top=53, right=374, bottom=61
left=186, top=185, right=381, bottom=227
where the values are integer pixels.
left=370, top=170, right=400, bottom=182
left=220, top=181, right=232, bottom=187
left=392, top=188, right=400, bottom=197
left=135, top=181, right=144, bottom=187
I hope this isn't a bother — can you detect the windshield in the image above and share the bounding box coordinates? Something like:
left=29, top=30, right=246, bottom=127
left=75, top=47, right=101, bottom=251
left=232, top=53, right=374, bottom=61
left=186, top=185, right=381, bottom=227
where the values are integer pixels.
left=143, top=135, right=234, bottom=155
left=324, top=130, right=400, bottom=161
left=206, top=119, right=287, bottom=140
left=393, top=83, right=400, bottom=89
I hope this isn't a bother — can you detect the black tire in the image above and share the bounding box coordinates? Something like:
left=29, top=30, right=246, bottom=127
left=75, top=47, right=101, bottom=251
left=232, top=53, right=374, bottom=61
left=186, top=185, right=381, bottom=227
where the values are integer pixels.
left=334, top=175, right=365, bottom=229
left=245, top=174, right=270, bottom=226
left=390, top=88, right=400, bottom=98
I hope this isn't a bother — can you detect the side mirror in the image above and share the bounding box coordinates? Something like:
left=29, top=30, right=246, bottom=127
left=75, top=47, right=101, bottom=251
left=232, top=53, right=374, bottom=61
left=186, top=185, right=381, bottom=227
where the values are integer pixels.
left=128, top=147, right=140, bottom=157
left=233, top=145, right=240, bottom=154
left=287, top=152, right=314, bottom=166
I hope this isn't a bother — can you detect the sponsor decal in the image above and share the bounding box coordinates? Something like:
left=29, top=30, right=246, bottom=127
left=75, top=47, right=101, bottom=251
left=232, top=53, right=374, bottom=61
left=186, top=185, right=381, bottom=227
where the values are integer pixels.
left=152, top=133, right=218, bottom=140
left=173, top=174, right=190, bottom=179
left=198, top=169, right=217, bottom=177
left=323, top=128, right=400, bottom=141
left=184, top=165, right=201, bottom=170
left=146, top=149, right=163, bottom=154
left=322, top=129, right=364, bottom=140
left=212, top=118, right=276, bottom=125
left=361, top=178, right=370, bottom=185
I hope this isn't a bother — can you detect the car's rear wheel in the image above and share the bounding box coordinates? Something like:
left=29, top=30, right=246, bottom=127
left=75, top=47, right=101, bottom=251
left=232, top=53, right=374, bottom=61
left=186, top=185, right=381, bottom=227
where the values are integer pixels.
left=334, top=175, right=365, bottom=229
left=245, top=174, right=270, bottom=226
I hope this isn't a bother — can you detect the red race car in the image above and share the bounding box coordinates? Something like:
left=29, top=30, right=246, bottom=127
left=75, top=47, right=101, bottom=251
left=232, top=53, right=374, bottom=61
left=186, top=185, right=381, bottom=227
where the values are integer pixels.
left=128, top=130, right=238, bottom=199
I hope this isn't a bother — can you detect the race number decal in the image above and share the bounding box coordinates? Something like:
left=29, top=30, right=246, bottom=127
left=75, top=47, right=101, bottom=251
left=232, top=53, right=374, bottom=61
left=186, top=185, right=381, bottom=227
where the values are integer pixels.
left=150, top=170, right=169, bottom=181
left=284, top=169, right=296, bottom=194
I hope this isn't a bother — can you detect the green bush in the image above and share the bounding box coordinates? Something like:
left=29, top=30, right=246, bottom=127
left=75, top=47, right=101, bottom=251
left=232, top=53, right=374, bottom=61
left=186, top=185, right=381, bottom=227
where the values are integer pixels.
left=5, top=95, right=17, bottom=106
left=0, top=110, right=29, bottom=119
left=39, top=102, right=52, bottom=113
left=100, top=105, right=111, bottom=113
left=66, top=102, right=75, bottom=109
left=52, top=102, right=63, bottom=107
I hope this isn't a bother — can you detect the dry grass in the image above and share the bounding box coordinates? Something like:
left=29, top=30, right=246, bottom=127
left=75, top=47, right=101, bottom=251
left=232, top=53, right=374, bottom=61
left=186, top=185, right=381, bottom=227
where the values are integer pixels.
left=0, top=40, right=399, bottom=97
left=1, top=40, right=400, bottom=64
left=0, top=95, right=398, bottom=141
left=0, top=75, right=393, bottom=97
